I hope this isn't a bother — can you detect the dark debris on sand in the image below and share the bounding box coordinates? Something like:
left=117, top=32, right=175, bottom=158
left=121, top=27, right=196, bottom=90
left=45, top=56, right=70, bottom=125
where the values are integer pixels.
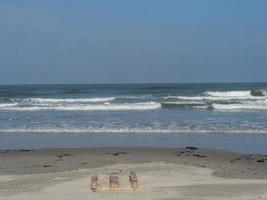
left=103, top=152, right=129, bottom=156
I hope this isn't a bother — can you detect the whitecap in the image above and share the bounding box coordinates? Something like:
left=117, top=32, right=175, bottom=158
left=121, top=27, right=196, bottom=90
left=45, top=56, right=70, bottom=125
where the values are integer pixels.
left=0, top=102, right=161, bottom=111
left=205, top=90, right=252, bottom=97
left=26, top=97, right=116, bottom=103
left=1, top=128, right=267, bottom=134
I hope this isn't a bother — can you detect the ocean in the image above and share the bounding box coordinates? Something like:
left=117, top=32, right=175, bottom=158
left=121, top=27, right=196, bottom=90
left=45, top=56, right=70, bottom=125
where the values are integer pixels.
left=0, top=83, right=267, bottom=153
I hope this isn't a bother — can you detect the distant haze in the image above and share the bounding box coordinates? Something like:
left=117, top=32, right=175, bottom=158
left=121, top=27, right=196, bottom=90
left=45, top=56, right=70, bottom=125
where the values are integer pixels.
left=0, top=0, right=267, bottom=84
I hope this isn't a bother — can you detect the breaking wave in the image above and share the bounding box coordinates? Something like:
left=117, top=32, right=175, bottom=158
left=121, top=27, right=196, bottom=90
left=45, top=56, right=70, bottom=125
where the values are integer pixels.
left=164, top=90, right=265, bottom=101
left=0, top=103, right=18, bottom=108
left=205, top=90, right=251, bottom=97
left=212, top=100, right=267, bottom=111
left=163, top=90, right=267, bottom=111
left=1, top=89, right=267, bottom=112
left=0, top=102, right=161, bottom=111
left=27, top=97, right=116, bottom=103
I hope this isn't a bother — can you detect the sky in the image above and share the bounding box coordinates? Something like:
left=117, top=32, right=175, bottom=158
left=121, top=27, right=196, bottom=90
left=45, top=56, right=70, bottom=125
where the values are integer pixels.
left=0, top=0, right=267, bottom=84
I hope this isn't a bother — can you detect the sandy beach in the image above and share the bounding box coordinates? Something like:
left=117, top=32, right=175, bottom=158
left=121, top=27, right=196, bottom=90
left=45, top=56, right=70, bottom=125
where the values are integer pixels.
left=0, top=147, right=266, bottom=200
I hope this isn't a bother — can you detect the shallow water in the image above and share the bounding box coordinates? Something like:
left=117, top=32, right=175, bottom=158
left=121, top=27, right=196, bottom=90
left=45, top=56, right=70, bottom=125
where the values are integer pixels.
left=1, top=132, right=267, bottom=154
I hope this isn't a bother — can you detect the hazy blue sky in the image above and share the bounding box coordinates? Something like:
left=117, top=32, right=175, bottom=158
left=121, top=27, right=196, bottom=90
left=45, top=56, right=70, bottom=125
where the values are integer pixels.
left=0, top=0, right=267, bottom=84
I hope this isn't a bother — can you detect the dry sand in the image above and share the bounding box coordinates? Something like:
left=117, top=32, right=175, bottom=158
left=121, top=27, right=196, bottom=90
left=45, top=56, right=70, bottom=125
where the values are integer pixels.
left=0, top=147, right=267, bottom=200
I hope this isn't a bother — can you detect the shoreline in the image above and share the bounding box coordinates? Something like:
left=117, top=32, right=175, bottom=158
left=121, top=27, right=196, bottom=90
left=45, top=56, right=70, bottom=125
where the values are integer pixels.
left=1, top=132, right=267, bottom=155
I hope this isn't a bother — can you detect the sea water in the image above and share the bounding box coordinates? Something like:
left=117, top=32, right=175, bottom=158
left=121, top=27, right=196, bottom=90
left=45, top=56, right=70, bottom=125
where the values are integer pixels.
left=0, top=83, right=267, bottom=153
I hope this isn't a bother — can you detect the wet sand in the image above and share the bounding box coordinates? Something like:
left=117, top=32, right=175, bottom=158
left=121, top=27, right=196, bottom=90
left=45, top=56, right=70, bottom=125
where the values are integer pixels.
left=0, top=147, right=267, bottom=199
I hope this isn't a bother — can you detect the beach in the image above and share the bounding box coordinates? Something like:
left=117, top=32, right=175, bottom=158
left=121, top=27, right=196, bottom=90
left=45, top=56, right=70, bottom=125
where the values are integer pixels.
left=0, top=147, right=267, bottom=200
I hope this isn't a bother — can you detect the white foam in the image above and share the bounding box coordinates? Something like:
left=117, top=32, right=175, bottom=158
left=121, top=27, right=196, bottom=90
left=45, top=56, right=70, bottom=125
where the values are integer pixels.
left=162, top=101, right=206, bottom=105
left=205, top=91, right=252, bottom=97
left=164, top=96, right=260, bottom=101
left=1, top=128, right=267, bottom=134
left=27, top=97, right=116, bottom=103
left=164, top=90, right=266, bottom=101
left=164, top=94, right=265, bottom=101
left=0, top=103, right=18, bottom=108
left=193, top=105, right=210, bottom=109
left=212, top=100, right=267, bottom=111
left=0, top=102, right=161, bottom=111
